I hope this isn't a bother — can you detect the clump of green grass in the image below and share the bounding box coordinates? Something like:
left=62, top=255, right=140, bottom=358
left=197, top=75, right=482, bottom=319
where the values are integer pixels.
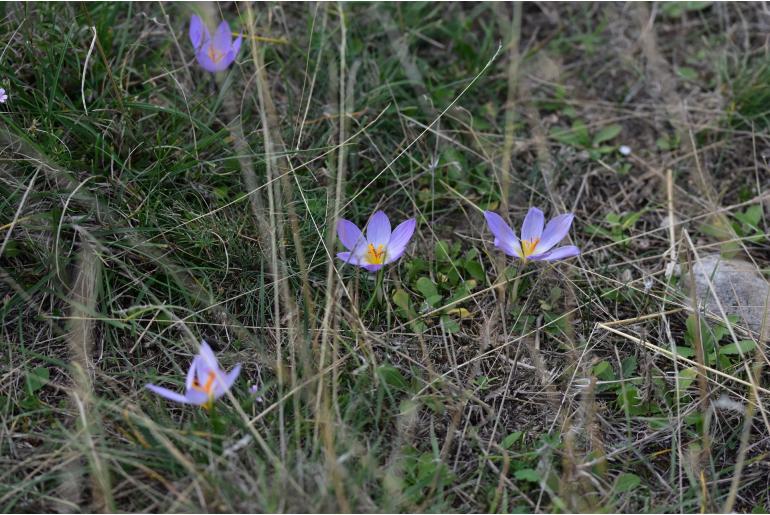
left=728, top=56, right=770, bottom=130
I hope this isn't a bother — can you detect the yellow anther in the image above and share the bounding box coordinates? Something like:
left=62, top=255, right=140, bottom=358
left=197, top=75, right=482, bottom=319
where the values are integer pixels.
left=521, top=238, right=540, bottom=258
left=366, top=243, right=386, bottom=265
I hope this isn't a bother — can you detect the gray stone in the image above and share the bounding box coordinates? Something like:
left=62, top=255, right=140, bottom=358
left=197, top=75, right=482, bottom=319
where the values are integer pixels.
left=685, top=254, right=770, bottom=337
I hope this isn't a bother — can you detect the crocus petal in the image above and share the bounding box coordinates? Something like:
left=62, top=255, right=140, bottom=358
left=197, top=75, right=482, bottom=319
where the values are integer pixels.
left=386, top=218, right=416, bottom=259
left=231, top=33, right=242, bottom=59
left=337, top=251, right=365, bottom=265
left=214, top=363, right=241, bottom=397
left=483, top=211, right=521, bottom=257
left=184, top=389, right=210, bottom=406
left=530, top=245, right=580, bottom=261
left=185, top=356, right=199, bottom=391
left=213, top=20, right=232, bottom=53
left=362, top=263, right=384, bottom=273
left=198, top=341, right=220, bottom=371
left=337, top=219, right=365, bottom=252
left=532, top=213, right=574, bottom=255
left=366, top=211, right=391, bottom=247
left=520, top=207, right=545, bottom=242
left=219, top=50, right=236, bottom=70
left=195, top=50, right=223, bottom=73
left=196, top=341, right=221, bottom=385
left=366, top=211, right=391, bottom=246
left=189, top=15, right=209, bottom=50
left=146, top=383, right=190, bottom=404
left=384, top=245, right=407, bottom=265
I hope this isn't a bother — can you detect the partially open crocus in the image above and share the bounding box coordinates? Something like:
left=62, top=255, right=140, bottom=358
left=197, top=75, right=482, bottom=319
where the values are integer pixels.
left=145, top=341, right=241, bottom=407
left=0, top=88, right=7, bottom=103
left=337, top=210, right=416, bottom=272
left=484, top=208, right=580, bottom=261
left=189, top=14, right=242, bottom=73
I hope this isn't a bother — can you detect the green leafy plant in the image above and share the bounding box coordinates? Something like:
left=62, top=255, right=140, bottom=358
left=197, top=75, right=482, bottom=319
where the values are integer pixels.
left=661, top=1, right=712, bottom=18
left=20, top=366, right=51, bottom=410
left=614, top=473, right=642, bottom=493
left=700, top=204, right=766, bottom=244
left=676, top=314, right=755, bottom=369
left=655, top=133, right=681, bottom=151
left=731, top=204, right=766, bottom=243
left=401, top=447, right=454, bottom=504
left=549, top=121, right=623, bottom=159
left=417, top=147, right=497, bottom=210
left=402, top=239, right=482, bottom=333
left=586, top=210, right=645, bottom=246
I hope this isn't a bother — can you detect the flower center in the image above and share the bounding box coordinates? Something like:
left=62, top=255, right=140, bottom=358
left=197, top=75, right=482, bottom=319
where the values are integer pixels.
left=207, top=44, right=225, bottom=63
left=366, top=243, right=386, bottom=265
left=192, top=371, right=217, bottom=396
left=521, top=238, right=540, bottom=258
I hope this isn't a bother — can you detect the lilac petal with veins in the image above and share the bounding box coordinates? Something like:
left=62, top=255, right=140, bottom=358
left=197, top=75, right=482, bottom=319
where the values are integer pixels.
left=530, top=245, right=580, bottom=261
left=520, top=207, right=545, bottom=242
left=366, top=211, right=391, bottom=246
left=483, top=211, right=521, bottom=257
left=532, top=213, right=574, bottom=256
left=189, top=15, right=208, bottom=49
left=146, top=384, right=190, bottom=404
left=218, top=364, right=242, bottom=396
left=386, top=219, right=416, bottom=259
left=185, top=356, right=199, bottom=390
left=337, top=219, right=365, bottom=251
left=198, top=341, right=219, bottom=372
left=231, top=34, right=243, bottom=60
left=384, top=245, right=407, bottom=264
left=212, top=21, right=232, bottom=54
left=185, top=389, right=210, bottom=406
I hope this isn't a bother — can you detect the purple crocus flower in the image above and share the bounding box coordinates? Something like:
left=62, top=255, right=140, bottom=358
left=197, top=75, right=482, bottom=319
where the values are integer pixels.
left=145, top=341, right=241, bottom=407
left=337, top=210, right=416, bottom=272
left=0, top=89, right=7, bottom=103
left=189, top=14, right=242, bottom=73
left=484, top=207, right=580, bottom=261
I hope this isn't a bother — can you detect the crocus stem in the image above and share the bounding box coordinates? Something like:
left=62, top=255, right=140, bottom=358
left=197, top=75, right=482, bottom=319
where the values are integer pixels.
left=508, top=261, right=525, bottom=306
left=363, top=268, right=385, bottom=315
left=206, top=402, right=226, bottom=453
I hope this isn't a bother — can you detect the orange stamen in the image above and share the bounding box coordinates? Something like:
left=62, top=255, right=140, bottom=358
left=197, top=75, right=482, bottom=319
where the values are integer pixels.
left=207, top=45, right=224, bottom=63
left=191, top=371, right=217, bottom=396
left=366, top=243, right=386, bottom=265
left=521, top=237, right=540, bottom=258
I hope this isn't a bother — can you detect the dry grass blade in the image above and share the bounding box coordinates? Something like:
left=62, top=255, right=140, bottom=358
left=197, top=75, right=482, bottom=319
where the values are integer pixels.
left=66, top=238, right=113, bottom=512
